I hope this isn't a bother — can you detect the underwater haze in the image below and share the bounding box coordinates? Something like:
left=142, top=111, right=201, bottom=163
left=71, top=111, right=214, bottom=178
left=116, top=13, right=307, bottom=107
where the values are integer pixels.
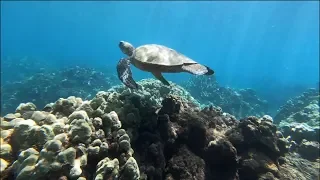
left=2, top=1, right=319, bottom=86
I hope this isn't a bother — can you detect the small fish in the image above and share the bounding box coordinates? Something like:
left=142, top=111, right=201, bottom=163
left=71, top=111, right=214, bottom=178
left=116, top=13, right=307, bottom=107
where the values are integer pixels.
left=84, top=94, right=92, bottom=100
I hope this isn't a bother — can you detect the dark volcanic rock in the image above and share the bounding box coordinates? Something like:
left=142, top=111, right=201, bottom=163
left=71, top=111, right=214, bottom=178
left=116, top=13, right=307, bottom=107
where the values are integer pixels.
left=239, top=150, right=280, bottom=179
left=165, top=145, right=205, bottom=180
left=226, top=116, right=286, bottom=162
left=298, top=140, right=320, bottom=161
left=278, top=153, right=320, bottom=180
left=204, top=138, right=238, bottom=180
left=129, top=95, right=318, bottom=180
left=106, top=91, right=319, bottom=180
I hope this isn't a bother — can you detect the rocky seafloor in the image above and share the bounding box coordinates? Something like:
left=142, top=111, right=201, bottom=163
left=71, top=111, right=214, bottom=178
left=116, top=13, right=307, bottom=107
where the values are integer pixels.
left=2, top=66, right=270, bottom=120
left=0, top=79, right=319, bottom=180
left=273, top=88, right=320, bottom=161
left=183, top=76, right=269, bottom=119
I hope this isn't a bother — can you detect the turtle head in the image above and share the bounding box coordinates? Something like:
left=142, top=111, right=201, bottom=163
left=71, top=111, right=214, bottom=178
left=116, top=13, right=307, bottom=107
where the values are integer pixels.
left=119, top=41, right=135, bottom=56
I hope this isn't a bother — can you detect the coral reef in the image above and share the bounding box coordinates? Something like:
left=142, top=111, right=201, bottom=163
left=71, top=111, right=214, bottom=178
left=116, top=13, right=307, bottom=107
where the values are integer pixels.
left=183, top=76, right=269, bottom=119
left=274, top=88, right=319, bottom=126
left=0, top=79, right=319, bottom=180
left=1, top=66, right=118, bottom=115
left=273, top=88, right=319, bottom=161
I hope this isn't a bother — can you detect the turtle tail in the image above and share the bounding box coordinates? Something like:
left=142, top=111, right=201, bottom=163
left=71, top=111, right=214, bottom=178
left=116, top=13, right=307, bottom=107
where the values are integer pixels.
left=182, top=63, right=214, bottom=75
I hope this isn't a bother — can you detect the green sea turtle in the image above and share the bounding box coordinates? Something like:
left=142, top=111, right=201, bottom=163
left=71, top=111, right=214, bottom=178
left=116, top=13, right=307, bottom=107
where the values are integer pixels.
left=117, top=41, right=214, bottom=89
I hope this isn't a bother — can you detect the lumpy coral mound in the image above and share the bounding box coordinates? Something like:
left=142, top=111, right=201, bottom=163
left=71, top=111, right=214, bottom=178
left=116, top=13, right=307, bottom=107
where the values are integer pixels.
left=0, top=79, right=319, bottom=180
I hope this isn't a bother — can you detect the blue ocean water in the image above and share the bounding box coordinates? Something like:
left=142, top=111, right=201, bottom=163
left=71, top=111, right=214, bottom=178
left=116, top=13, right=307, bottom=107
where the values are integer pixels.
left=1, top=1, right=319, bottom=110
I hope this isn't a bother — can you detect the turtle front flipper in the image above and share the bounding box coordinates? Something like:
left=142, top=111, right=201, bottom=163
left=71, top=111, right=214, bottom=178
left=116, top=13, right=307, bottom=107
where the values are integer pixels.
left=117, top=58, right=138, bottom=89
left=152, top=71, right=170, bottom=86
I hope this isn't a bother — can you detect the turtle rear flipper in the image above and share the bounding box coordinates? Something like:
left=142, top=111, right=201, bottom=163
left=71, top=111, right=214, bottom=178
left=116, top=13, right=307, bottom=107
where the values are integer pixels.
left=152, top=71, right=170, bottom=86
left=182, top=63, right=214, bottom=75
left=117, top=58, right=138, bottom=89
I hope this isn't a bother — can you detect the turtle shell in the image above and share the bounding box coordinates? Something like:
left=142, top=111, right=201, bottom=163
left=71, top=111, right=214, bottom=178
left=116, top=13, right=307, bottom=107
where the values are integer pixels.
left=132, top=44, right=197, bottom=66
